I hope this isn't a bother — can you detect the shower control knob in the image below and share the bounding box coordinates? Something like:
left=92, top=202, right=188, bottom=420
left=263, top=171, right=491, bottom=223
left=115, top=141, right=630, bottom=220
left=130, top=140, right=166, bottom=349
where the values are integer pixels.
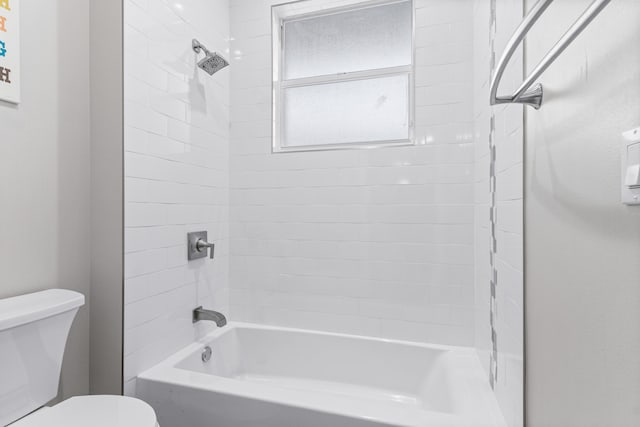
left=187, top=231, right=215, bottom=261
left=196, top=238, right=215, bottom=259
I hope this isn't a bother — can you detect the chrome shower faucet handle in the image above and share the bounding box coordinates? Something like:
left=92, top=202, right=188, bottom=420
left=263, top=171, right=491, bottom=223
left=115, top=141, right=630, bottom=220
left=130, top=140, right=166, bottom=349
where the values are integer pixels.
left=188, top=231, right=215, bottom=261
left=196, top=238, right=215, bottom=259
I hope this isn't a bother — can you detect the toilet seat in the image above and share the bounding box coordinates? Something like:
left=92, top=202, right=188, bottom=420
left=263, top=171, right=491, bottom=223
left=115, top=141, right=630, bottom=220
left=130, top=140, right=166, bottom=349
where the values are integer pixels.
left=11, top=395, right=158, bottom=427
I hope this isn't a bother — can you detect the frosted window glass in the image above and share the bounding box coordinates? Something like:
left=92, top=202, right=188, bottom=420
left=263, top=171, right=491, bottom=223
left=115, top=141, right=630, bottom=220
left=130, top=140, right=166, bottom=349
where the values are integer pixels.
left=283, top=1, right=412, bottom=80
left=282, top=75, right=410, bottom=147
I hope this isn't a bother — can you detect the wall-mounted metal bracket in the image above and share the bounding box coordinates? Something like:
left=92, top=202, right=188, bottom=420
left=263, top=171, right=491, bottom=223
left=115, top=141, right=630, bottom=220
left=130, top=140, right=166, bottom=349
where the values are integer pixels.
left=490, top=0, right=611, bottom=110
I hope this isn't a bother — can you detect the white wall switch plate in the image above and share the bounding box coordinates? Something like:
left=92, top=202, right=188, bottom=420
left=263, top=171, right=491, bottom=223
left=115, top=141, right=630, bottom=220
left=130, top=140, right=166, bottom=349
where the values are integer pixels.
left=622, top=127, right=640, bottom=205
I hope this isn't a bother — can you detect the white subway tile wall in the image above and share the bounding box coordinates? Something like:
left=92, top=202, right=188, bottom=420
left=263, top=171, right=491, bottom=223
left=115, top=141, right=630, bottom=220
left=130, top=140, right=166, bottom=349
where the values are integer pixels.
left=228, top=0, right=476, bottom=345
left=122, top=2, right=523, bottom=420
left=123, top=0, right=230, bottom=396
left=473, top=1, right=524, bottom=426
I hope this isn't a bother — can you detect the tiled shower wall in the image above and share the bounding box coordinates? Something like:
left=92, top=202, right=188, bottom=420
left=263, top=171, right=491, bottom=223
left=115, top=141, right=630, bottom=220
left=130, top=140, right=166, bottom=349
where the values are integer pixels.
left=122, top=0, right=230, bottom=395
left=228, top=0, right=477, bottom=345
left=473, top=0, right=524, bottom=426
left=121, top=1, right=523, bottom=413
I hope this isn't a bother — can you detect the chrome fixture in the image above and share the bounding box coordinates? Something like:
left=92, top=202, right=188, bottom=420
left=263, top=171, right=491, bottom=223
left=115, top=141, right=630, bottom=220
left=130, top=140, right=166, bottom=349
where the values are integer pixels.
left=201, top=346, right=213, bottom=363
left=490, top=0, right=611, bottom=109
left=188, top=231, right=215, bottom=261
left=193, top=307, right=227, bottom=327
left=192, top=38, right=229, bottom=75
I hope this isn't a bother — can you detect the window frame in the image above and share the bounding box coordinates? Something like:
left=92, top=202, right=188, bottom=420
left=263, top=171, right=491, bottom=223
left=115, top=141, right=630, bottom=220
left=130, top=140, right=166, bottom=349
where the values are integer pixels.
left=271, top=0, right=416, bottom=153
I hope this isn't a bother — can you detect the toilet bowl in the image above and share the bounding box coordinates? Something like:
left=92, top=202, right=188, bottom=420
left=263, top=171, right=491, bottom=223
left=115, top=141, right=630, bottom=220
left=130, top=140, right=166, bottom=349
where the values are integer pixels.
left=11, top=396, right=158, bottom=427
left=0, top=289, right=158, bottom=427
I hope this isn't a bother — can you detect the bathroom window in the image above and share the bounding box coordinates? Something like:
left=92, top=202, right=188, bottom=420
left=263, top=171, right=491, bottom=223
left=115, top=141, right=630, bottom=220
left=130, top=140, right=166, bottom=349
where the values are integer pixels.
left=272, top=0, right=414, bottom=152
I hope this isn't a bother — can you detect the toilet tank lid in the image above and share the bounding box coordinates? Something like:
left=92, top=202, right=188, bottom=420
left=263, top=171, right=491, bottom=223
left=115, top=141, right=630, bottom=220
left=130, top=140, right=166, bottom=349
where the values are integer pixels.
left=0, top=289, right=85, bottom=332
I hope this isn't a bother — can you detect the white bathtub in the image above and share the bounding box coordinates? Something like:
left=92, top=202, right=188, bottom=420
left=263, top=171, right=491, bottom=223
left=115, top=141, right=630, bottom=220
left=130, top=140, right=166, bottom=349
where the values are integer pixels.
left=137, top=323, right=505, bottom=427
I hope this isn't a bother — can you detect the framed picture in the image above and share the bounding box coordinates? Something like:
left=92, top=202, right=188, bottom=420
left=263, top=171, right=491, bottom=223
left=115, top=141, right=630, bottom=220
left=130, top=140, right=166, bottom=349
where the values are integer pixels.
left=0, top=0, right=19, bottom=104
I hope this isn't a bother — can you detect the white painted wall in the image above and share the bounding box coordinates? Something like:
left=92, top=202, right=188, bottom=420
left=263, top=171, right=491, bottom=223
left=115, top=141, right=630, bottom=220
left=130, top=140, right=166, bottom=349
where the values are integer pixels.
left=122, top=0, right=231, bottom=395
left=0, top=0, right=91, bottom=399
left=228, top=0, right=476, bottom=345
left=524, top=0, right=640, bottom=425
left=473, top=1, right=524, bottom=426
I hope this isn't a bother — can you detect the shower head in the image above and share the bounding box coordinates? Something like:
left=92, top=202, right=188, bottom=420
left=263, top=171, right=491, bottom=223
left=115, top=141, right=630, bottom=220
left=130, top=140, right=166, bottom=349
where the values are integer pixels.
left=192, top=39, right=229, bottom=76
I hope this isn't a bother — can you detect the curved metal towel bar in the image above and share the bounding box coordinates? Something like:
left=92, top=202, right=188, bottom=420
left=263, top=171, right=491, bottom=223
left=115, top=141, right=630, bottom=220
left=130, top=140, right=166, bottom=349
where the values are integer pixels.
left=489, top=0, right=612, bottom=110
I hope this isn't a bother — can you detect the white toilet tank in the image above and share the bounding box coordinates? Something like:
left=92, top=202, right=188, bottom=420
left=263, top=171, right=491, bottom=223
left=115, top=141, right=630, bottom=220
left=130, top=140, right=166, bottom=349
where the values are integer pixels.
left=0, top=289, right=84, bottom=426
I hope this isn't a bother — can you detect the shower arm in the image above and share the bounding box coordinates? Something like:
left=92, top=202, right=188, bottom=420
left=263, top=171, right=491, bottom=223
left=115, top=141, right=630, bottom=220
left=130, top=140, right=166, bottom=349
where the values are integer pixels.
left=192, top=39, right=211, bottom=56
left=489, top=0, right=612, bottom=110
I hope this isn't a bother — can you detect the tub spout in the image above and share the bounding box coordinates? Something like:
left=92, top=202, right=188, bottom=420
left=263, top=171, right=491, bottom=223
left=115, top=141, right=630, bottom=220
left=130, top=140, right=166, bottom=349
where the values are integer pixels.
left=193, top=306, right=227, bottom=327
